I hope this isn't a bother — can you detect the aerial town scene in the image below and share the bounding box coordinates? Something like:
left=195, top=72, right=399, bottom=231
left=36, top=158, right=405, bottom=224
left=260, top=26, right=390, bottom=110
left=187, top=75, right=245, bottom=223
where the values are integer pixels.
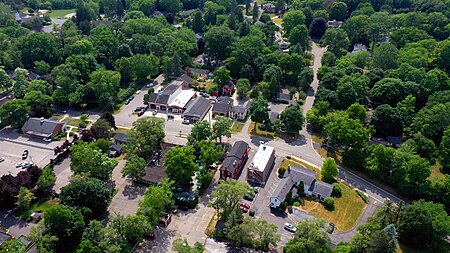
left=0, top=0, right=449, bottom=252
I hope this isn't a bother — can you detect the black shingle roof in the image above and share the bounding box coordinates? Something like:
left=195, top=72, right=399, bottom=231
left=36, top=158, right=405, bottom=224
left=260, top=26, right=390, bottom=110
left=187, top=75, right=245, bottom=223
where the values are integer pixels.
left=283, top=165, right=316, bottom=188
left=311, top=181, right=333, bottom=198
left=148, top=93, right=170, bottom=105
left=22, top=118, right=65, bottom=137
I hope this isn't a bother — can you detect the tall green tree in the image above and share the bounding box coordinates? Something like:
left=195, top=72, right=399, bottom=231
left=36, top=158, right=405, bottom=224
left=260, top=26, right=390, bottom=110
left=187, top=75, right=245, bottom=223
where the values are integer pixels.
left=70, top=142, right=118, bottom=181
left=138, top=180, right=174, bottom=225
left=209, top=179, right=252, bottom=220
left=250, top=96, right=269, bottom=131
left=198, top=140, right=222, bottom=167
left=16, top=187, right=35, bottom=211
left=398, top=200, right=450, bottom=251
left=321, top=158, right=338, bottom=182
left=60, top=175, right=112, bottom=217
left=236, top=78, right=250, bottom=98
left=330, top=2, right=347, bottom=21
left=88, top=70, right=121, bottom=109
left=124, top=116, right=165, bottom=159
left=373, top=42, right=398, bottom=70
left=289, top=25, right=309, bottom=51
left=188, top=120, right=212, bottom=144
left=320, top=29, right=350, bottom=57
left=283, top=10, right=306, bottom=34
left=284, top=219, right=332, bottom=253
left=0, top=99, right=30, bottom=128
left=123, top=154, right=147, bottom=181
left=204, top=26, right=235, bottom=61
left=439, top=126, right=450, bottom=173
left=165, top=146, right=198, bottom=187
left=212, top=116, right=233, bottom=143
left=280, top=106, right=304, bottom=133
left=19, top=33, right=60, bottom=68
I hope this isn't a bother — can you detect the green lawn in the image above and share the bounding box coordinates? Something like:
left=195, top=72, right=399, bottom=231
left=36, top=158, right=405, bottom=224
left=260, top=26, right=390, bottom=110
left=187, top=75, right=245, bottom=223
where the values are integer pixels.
left=231, top=121, right=245, bottom=134
left=248, top=121, right=275, bottom=139
left=281, top=157, right=366, bottom=231
left=303, top=183, right=367, bottom=231
left=47, top=9, right=76, bottom=19
left=19, top=199, right=59, bottom=220
left=62, top=117, right=82, bottom=127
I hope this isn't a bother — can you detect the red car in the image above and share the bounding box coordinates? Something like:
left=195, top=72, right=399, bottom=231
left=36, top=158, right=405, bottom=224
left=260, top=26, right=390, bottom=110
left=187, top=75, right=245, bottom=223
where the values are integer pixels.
left=239, top=201, right=251, bottom=212
left=138, top=109, right=145, bottom=116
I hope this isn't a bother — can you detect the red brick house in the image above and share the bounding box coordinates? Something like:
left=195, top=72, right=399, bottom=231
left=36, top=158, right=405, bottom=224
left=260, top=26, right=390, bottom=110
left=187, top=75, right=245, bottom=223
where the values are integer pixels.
left=222, top=81, right=235, bottom=96
left=22, top=118, right=66, bottom=138
left=220, top=141, right=250, bottom=179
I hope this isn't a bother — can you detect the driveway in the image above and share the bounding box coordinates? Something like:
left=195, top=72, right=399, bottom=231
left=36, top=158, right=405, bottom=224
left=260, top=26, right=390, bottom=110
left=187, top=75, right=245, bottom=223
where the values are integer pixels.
left=0, top=209, right=36, bottom=238
left=52, top=157, right=73, bottom=193
left=0, top=127, right=60, bottom=177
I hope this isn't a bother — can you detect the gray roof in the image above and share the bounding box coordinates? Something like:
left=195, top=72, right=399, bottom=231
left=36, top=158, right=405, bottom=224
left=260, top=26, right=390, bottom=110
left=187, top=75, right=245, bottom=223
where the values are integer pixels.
left=183, top=97, right=212, bottom=119
left=0, top=231, right=11, bottom=246
left=311, top=181, right=333, bottom=198
left=187, top=67, right=209, bottom=76
left=277, top=92, right=292, bottom=101
left=22, top=118, right=65, bottom=137
left=232, top=105, right=246, bottom=114
left=269, top=112, right=279, bottom=124
left=271, top=177, right=294, bottom=202
left=212, top=99, right=232, bottom=113
left=178, top=74, right=193, bottom=84
left=387, top=136, right=402, bottom=145
left=162, top=84, right=181, bottom=95
left=148, top=93, right=170, bottom=105
left=115, top=132, right=127, bottom=143
left=284, top=165, right=316, bottom=188
left=222, top=141, right=249, bottom=173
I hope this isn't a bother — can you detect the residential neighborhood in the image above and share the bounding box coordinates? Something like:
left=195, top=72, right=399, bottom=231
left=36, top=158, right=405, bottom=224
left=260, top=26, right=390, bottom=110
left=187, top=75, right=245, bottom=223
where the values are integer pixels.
left=0, top=0, right=450, bottom=253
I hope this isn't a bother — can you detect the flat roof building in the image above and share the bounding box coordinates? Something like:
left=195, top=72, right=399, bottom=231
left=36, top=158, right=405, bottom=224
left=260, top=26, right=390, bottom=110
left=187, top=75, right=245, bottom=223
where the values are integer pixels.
left=247, top=144, right=275, bottom=185
left=183, top=97, right=213, bottom=123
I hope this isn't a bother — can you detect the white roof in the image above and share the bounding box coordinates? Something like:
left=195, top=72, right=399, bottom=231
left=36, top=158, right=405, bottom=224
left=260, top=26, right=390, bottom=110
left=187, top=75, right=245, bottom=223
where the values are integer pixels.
left=250, top=145, right=275, bottom=172
left=169, top=90, right=196, bottom=108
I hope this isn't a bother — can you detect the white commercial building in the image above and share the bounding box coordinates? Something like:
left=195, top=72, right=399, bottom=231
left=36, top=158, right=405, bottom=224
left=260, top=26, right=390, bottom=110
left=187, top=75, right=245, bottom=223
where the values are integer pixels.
left=247, top=144, right=275, bottom=185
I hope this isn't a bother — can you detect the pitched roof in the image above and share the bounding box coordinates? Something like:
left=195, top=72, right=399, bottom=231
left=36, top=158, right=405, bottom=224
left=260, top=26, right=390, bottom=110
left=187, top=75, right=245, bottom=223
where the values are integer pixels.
left=148, top=93, right=170, bottom=105
left=311, top=181, right=333, bottom=197
left=183, top=97, right=212, bottom=118
left=269, top=111, right=279, bottom=124
left=277, top=92, right=292, bottom=101
left=284, top=165, right=316, bottom=187
left=228, top=141, right=248, bottom=159
left=115, top=132, right=127, bottom=143
left=162, top=84, right=182, bottom=95
left=271, top=177, right=294, bottom=202
left=212, top=99, right=232, bottom=114
left=22, top=118, right=65, bottom=137
left=178, top=74, right=193, bottom=84
left=0, top=231, right=12, bottom=246
left=186, top=67, right=209, bottom=76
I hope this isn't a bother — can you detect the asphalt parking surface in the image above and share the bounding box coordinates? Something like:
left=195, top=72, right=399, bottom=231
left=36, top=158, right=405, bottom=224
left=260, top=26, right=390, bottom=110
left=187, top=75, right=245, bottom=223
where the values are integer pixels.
left=0, top=127, right=59, bottom=176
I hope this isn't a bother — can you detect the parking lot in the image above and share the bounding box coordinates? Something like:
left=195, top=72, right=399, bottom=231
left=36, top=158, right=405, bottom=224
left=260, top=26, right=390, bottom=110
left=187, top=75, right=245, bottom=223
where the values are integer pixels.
left=0, top=127, right=59, bottom=176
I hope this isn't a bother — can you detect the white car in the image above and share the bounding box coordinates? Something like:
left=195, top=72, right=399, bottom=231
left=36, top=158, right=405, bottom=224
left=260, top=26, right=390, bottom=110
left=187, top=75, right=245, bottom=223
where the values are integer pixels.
left=259, top=141, right=266, bottom=145
left=136, top=90, right=141, bottom=95
left=16, top=162, right=24, bottom=168
left=284, top=223, right=297, bottom=233
left=0, top=157, right=4, bottom=162
left=43, top=137, right=52, bottom=142
left=21, top=161, right=33, bottom=168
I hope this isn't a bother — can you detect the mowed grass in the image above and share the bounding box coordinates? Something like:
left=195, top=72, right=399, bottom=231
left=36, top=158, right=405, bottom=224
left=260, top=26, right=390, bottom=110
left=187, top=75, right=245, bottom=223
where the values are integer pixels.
left=19, top=199, right=59, bottom=220
left=248, top=121, right=275, bottom=139
left=231, top=121, right=245, bottom=133
left=47, top=9, right=76, bottom=19
left=281, top=157, right=366, bottom=232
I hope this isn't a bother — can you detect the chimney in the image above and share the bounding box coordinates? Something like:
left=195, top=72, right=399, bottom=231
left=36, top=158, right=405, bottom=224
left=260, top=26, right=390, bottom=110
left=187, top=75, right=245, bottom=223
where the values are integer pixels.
left=40, top=117, right=44, bottom=125
left=233, top=160, right=237, bottom=167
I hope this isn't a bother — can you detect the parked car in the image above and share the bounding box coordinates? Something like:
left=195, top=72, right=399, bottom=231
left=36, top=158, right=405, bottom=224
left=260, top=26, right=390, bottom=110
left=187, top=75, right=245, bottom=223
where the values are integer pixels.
left=167, top=114, right=174, bottom=120
left=152, top=110, right=157, bottom=116
left=284, top=223, right=297, bottom=233
left=21, top=161, right=32, bottom=168
left=178, top=205, right=189, bottom=211
left=244, top=194, right=254, bottom=201
left=259, top=141, right=265, bottom=145
left=200, top=92, right=209, bottom=98
left=138, top=109, right=145, bottom=116
left=239, top=201, right=251, bottom=213
left=124, top=99, right=131, bottom=105
left=136, top=90, right=141, bottom=95
left=43, top=137, right=52, bottom=142
left=253, top=187, right=260, bottom=194
left=327, top=223, right=335, bottom=234
left=16, top=162, right=24, bottom=168
left=144, top=231, right=155, bottom=240
left=22, top=150, right=29, bottom=160
left=182, top=119, right=190, bottom=124
left=0, top=157, right=4, bottom=162
left=129, top=95, right=135, bottom=100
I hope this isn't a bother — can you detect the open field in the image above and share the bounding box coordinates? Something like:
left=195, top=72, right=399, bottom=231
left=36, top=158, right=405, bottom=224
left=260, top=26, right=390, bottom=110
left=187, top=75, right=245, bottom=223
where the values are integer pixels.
left=231, top=121, right=245, bottom=134
left=47, top=9, right=75, bottom=19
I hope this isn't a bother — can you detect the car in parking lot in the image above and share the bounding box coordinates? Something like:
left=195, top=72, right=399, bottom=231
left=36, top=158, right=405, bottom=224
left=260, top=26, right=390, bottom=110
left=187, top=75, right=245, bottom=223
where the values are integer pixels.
left=327, top=223, right=335, bottom=234
left=259, top=141, right=265, bottom=145
left=138, top=109, right=145, bottom=116
left=144, top=230, right=155, bottom=240
left=129, top=95, right=135, bottom=100
left=182, top=119, right=190, bottom=124
left=16, top=161, right=33, bottom=168
left=125, top=99, right=131, bottom=105
left=43, top=137, right=52, bottom=142
left=152, top=110, right=157, bottom=116
left=0, top=157, right=4, bottom=162
left=244, top=194, right=254, bottom=201
left=253, top=187, right=260, bottom=194
left=284, top=223, right=297, bottom=233
left=22, top=150, right=29, bottom=160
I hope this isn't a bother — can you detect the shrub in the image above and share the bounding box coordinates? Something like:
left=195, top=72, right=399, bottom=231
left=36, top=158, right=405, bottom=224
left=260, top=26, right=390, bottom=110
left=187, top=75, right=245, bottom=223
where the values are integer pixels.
left=323, top=197, right=335, bottom=210
left=278, top=167, right=287, bottom=177
left=332, top=183, right=342, bottom=197
left=280, top=201, right=287, bottom=212
left=356, top=189, right=368, bottom=203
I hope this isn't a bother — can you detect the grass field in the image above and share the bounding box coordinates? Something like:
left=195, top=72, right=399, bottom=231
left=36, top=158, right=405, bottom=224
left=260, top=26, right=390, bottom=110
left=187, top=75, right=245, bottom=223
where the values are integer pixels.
left=281, top=157, right=366, bottom=231
left=231, top=121, right=245, bottom=133
left=272, top=17, right=283, bottom=26
left=303, top=182, right=367, bottom=231
left=19, top=199, right=59, bottom=220
left=429, top=163, right=445, bottom=180
left=47, top=9, right=75, bottom=19
left=248, top=121, right=275, bottom=139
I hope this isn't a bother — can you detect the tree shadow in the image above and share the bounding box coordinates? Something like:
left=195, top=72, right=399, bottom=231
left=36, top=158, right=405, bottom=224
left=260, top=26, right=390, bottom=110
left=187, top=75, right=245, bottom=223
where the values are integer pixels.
left=123, top=183, right=146, bottom=200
